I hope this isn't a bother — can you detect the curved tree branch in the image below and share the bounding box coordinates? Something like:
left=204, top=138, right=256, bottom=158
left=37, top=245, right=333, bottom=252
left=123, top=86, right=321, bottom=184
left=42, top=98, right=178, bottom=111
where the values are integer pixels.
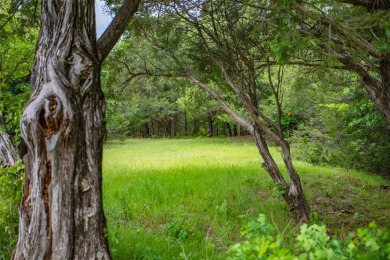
left=188, top=75, right=254, bottom=133
left=97, top=0, right=141, bottom=62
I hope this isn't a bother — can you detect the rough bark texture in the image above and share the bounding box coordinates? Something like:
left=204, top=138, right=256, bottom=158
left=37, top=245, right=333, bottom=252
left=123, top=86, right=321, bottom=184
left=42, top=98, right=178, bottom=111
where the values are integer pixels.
left=0, top=130, right=17, bottom=167
left=12, top=0, right=139, bottom=258
left=360, top=56, right=390, bottom=124
left=13, top=1, right=109, bottom=259
left=0, top=132, right=16, bottom=167
left=253, top=125, right=310, bottom=222
left=0, top=116, right=17, bottom=167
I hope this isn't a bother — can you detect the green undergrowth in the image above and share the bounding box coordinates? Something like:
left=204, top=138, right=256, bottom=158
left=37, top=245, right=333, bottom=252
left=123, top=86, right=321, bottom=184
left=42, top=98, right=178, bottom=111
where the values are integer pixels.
left=102, top=138, right=390, bottom=259
left=0, top=161, right=24, bottom=259
left=228, top=214, right=390, bottom=259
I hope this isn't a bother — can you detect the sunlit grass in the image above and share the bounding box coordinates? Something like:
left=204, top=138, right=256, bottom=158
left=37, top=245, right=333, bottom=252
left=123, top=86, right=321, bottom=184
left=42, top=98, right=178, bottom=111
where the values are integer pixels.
left=103, top=137, right=390, bottom=259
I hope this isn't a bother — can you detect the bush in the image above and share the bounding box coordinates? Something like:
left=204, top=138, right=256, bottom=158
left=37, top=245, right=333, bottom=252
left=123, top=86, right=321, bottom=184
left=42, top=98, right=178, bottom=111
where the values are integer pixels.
left=228, top=214, right=390, bottom=259
left=0, top=162, right=24, bottom=259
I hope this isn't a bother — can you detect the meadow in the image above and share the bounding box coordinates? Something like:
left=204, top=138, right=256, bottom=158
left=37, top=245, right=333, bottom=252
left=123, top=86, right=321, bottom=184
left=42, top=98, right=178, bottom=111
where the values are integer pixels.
left=102, top=137, right=390, bottom=259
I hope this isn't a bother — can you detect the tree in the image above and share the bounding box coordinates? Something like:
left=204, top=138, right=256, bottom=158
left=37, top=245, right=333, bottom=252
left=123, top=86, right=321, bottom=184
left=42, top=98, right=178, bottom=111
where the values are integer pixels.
left=101, top=31, right=231, bottom=139
left=270, top=0, right=390, bottom=124
left=183, top=1, right=309, bottom=222
left=126, top=1, right=310, bottom=221
left=13, top=0, right=140, bottom=258
left=287, top=68, right=390, bottom=174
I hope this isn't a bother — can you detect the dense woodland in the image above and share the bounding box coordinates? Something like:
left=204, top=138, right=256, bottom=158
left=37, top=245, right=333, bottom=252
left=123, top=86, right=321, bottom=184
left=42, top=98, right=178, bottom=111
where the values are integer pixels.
left=0, top=0, right=389, bottom=259
left=103, top=0, right=390, bottom=174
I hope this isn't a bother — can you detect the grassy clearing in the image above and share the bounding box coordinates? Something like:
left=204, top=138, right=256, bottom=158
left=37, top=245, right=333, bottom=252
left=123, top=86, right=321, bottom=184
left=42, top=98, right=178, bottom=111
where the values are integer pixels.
left=103, top=137, right=390, bottom=259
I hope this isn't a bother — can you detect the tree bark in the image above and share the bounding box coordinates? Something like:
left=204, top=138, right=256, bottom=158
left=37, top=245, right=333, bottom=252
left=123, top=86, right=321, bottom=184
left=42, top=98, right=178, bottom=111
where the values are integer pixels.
left=253, top=126, right=310, bottom=222
left=0, top=117, right=17, bottom=167
left=253, top=127, right=288, bottom=189
left=280, top=141, right=310, bottom=222
left=0, top=131, right=17, bottom=167
left=13, top=0, right=140, bottom=259
left=363, top=56, right=390, bottom=124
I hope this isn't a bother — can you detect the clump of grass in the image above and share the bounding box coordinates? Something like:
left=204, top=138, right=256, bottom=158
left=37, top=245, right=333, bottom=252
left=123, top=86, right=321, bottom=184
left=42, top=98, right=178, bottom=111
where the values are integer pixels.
left=102, top=138, right=390, bottom=259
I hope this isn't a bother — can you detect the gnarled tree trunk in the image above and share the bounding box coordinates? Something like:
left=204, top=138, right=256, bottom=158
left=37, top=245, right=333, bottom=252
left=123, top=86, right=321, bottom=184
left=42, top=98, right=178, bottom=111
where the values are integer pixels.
left=253, top=126, right=310, bottom=222
left=13, top=0, right=140, bottom=259
left=13, top=1, right=108, bottom=259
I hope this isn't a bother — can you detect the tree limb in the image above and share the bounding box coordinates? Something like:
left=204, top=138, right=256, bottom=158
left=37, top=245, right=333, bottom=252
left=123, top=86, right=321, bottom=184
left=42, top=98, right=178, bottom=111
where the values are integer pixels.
left=188, top=75, right=254, bottom=134
left=97, top=0, right=141, bottom=62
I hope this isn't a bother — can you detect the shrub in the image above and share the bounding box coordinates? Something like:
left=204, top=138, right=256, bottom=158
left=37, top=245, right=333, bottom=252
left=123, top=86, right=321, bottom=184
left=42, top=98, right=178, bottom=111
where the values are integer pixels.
left=228, top=214, right=390, bottom=259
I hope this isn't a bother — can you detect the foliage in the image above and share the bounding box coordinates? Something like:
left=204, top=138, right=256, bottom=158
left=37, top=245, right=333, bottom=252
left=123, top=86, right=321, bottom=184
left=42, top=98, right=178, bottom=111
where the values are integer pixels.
left=228, top=214, right=390, bottom=260
left=0, top=83, right=30, bottom=136
left=288, top=71, right=390, bottom=173
left=0, top=0, right=38, bottom=136
left=228, top=215, right=289, bottom=259
left=0, top=161, right=24, bottom=259
left=101, top=36, right=234, bottom=139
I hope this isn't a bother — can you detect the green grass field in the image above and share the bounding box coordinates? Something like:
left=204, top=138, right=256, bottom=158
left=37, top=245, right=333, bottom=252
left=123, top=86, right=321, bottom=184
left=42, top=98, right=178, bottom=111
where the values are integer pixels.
left=102, top=137, right=390, bottom=259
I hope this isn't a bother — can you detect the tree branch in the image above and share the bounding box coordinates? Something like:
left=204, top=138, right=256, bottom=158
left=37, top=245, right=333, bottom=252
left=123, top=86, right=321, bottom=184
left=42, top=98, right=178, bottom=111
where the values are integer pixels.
left=97, top=0, right=141, bottom=62
left=188, top=75, right=254, bottom=134
left=295, top=4, right=382, bottom=59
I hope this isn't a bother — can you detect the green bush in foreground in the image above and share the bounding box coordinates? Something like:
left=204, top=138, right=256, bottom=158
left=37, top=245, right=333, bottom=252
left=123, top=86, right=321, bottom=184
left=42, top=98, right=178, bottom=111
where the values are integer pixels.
left=228, top=214, right=390, bottom=260
left=0, top=162, right=24, bottom=259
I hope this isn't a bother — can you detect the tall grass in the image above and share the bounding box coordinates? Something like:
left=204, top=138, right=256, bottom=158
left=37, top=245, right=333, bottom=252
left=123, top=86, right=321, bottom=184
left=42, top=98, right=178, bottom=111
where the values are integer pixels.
left=102, top=138, right=390, bottom=259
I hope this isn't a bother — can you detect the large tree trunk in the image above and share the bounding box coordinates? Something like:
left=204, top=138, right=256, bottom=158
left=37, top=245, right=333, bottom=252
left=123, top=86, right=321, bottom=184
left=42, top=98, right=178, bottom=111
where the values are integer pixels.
left=13, top=0, right=141, bottom=254
left=13, top=1, right=108, bottom=259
